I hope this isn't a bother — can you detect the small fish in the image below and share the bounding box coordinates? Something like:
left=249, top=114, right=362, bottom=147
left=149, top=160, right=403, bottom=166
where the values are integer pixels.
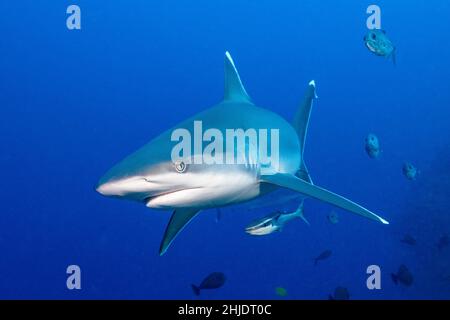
left=400, top=234, right=417, bottom=246
left=391, top=265, right=414, bottom=287
left=245, top=200, right=309, bottom=236
left=365, top=133, right=381, bottom=159
left=437, top=235, right=449, bottom=251
left=327, top=211, right=339, bottom=224
left=314, top=250, right=332, bottom=266
left=275, top=287, right=288, bottom=297
left=364, top=29, right=396, bottom=65
left=191, top=272, right=226, bottom=296
left=402, top=162, right=418, bottom=180
left=328, top=286, right=350, bottom=300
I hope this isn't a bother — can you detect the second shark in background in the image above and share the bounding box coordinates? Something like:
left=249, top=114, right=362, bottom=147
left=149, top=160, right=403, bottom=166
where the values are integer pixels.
left=245, top=200, right=310, bottom=236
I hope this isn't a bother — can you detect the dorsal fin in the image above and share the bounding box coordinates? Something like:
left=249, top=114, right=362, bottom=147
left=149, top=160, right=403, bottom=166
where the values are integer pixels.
left=223, top=51, right=252, bottom=103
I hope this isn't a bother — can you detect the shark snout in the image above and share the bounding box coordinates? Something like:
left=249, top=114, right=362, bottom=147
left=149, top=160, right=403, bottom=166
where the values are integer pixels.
left=95, top=176, right=158, bottom=200
left=95, top=181, right=117, bottom=196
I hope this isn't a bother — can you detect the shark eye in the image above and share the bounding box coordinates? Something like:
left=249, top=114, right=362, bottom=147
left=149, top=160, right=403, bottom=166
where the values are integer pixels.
left=174, top=160, right=187, bottom=173
left=371, top=33, right=377, bottom=40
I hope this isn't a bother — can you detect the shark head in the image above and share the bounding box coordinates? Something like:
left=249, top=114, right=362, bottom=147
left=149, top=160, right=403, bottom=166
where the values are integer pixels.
left=96, top=159, right=190, bottom=204
left=96, top=52, right=263, bottom=211
left=96, top=143, right=259, bottom=210
left=245, top=213, right=282, bottom=235
left=96, top=143, right=182, bottom=203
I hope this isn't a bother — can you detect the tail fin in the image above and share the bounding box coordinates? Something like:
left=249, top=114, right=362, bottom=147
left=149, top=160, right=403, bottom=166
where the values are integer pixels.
left=293, top=80, right=317, bottom=155
left=294, top=200, right=310, bottom=226
left=293, top=80, right=317, bottom=184
left=191, top=284, right=201, bottom=296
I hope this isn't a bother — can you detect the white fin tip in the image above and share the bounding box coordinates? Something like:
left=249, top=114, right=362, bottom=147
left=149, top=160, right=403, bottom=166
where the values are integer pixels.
left=225, top=51, right=234, bottom=64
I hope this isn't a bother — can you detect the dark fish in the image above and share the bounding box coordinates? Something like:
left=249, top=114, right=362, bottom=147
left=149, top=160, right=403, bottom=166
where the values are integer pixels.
left=275, top=287, right=288, bottom=297
left=402, top=162, right=418, bottom=180
left=327, top=211, right=339, bottom=224
left=437, top=235, right=449, bottom=250
left=191, top=272, right=226, bottom=296
left=365, top=133, right=381, bottom=159
left=391, top=265, right=413, bottom=287
left=400, top=234, right=417, bottom=246
left=328, top=286, right=350, bottom=300
left=364, top=29, right=396, bottom=65
left=314, top=250, right=332, bottom=266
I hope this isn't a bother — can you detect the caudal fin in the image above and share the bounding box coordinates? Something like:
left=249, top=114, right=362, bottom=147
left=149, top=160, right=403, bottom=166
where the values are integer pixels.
left=294, top=200, right=310, bottom=226
left=191, top=284, right=201, bottom=296
left=293, top=80, right=317, bottom=185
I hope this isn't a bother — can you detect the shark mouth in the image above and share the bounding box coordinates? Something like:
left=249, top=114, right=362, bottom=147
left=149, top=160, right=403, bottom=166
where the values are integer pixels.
left=245, top=218, right=275, bottom=234
left=144, top=187, right=204, bottom=208
left=143, top=189, right=185, bottom=204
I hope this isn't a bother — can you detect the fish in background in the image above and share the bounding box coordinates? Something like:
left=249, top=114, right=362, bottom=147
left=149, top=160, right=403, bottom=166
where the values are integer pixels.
left=400, top=234, right=417, bottom=246
left=436, top=235, right=449, bottom=251
left=328, top=286, right=350, bottom=300
left=245, top=200, right=309, bottom=236
left=191, top=272, right=226, bottom=296
left=391, top=265, right=414, bottom=287
left=365, top=133, right=381, bottom=159
left=275, top=287, right=288, bottom=297
left=402, top=162, right=418, bottom=180
left=314, top=250, right=332, bottom=266
left=327, top=211, right=339, bottom=224
left=364, top=29, right=397, bottom=65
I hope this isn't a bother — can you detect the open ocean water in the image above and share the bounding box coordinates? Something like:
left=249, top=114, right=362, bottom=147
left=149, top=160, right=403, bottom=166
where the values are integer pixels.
left=0, top=0, right=449, bottom=299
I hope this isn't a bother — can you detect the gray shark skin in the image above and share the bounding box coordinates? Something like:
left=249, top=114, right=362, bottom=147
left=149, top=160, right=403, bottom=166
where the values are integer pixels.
left=96, top=52, right=389, bottom=255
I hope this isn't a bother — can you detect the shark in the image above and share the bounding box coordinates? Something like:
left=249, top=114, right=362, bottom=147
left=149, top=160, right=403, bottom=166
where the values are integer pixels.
left=245, top=200, right=310, bottom=236
left=96, top=52, right=389, bottom=255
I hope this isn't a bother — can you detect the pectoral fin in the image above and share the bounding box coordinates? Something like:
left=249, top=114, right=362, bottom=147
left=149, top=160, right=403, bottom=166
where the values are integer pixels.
left=261, top=173, right=388, bottom=224
left=159, top=208, right=201, bottom=256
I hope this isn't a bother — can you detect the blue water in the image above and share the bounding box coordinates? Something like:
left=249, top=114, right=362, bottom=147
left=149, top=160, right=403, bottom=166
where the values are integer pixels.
left=1, top=0, right=449, bottom=299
